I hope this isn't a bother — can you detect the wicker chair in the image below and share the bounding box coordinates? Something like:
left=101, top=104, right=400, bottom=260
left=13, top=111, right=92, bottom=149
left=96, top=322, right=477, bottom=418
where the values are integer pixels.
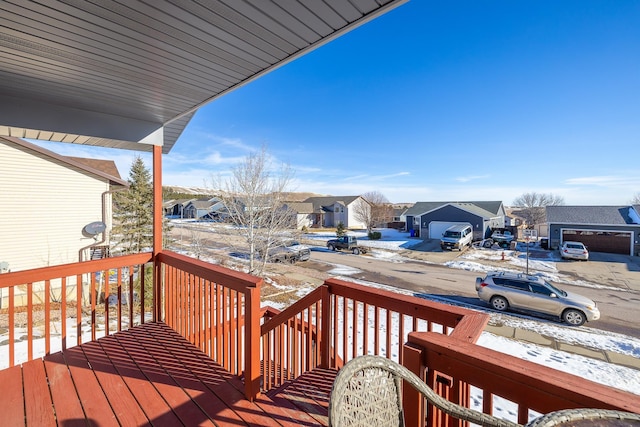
left=328, top=355, right=640, bottom=427
left=328, top=354, right=521, bottom=427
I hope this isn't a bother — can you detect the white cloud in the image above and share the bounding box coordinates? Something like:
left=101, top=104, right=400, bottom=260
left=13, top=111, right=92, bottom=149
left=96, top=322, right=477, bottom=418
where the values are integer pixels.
left=456, top=174, right=491, bottom=183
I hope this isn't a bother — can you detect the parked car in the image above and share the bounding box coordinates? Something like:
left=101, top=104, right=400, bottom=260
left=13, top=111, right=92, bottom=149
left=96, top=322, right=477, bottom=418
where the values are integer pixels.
left=326, top=235, right=367, bottom=255
left=475, top=271, right=600, bottom=326
left=560, top=241, right=589, bottom=261
left=440, top=224, right=473, bottom=251
left=491, top=230, right=515, bottom=245
left=263, top=240, right=310, bottom=263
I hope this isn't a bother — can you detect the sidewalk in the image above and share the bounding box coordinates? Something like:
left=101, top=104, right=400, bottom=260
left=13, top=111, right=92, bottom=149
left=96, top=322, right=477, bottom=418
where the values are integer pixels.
left=485, top=323, right=640, bottom=371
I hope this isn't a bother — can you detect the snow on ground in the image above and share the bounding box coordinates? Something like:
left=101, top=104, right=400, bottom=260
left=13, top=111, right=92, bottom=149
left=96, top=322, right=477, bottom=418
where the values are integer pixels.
left=305, top=229, right=640, bottom=396
left=328, top=273, right=640, bottom=396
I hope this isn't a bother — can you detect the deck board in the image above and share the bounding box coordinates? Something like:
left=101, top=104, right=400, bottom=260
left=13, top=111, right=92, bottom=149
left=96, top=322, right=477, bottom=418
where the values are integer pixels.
left=43, top=352, right=86, bottom=427
left=99, top=333, right=184, bottom=425
left=267, top=368, right=336, bottom=426
left=63, top=345, right=120, bottom=427
left=3, top=322, right=335, bottom=426
left=81, top=340, right=151, bottom=426
left=22, top=359, right=56, bottom=426
left=0, top=364, right=26, bottom=425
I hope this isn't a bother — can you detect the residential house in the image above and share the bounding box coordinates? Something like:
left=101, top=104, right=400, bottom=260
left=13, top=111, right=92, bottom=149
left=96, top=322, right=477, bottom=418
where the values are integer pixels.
left=281, top=202, right=314, bottom=229
left=0, top=136, right=127, bottom=273
left=387, top=203, right=414, bottom=229
left=183, top=198, right=225, bottom=220
left=303, top=196, right=370, bottom=229
left=404, top=201, right=507, bottom=240
left=164, top=198, right=196, bottom=218
left=546, top=205, right=640, bottom=255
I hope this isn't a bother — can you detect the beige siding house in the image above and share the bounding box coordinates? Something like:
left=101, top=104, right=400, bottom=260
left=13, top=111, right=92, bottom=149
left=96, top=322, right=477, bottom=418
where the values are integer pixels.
left=0, top=137, right=127, bottom=274
left=303, top=196, right=370, bottom=229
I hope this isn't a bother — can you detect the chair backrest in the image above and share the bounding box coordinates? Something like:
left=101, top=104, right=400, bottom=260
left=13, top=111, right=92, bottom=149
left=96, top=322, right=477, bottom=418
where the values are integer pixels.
left=328, top=354, right=521, bottom=427
left=329, top=355, right=405, bottom=426
left=329, top=355, right=640, bottom=427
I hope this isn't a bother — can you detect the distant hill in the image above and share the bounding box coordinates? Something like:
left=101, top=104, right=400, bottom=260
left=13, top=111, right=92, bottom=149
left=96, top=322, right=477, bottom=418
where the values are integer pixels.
left=281, top=192, right=329, bottom=202
left=163, top=186, right=327, bottom=201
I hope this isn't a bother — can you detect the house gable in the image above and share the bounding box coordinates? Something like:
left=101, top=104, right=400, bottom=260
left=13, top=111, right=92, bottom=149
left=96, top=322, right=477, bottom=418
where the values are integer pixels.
left=405, top=201, right=506, bottom=235
left=405, top=201, right=504, bottom=217
left=0, top=137, right=125, bottom=271
left=303, top=195, right=368, bottom=229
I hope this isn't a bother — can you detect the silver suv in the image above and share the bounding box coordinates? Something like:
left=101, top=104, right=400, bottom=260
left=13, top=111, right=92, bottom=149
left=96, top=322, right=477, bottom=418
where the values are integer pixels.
left=475, top=272, right=600, bottom=326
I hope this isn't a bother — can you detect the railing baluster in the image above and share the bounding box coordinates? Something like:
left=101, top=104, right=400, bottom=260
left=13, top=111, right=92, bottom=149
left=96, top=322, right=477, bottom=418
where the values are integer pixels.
left=351, top=300, right=358, bottom=358
left=230, top=289, right=237, bottom=375
left=61, top=276, right=67, bottom=350
left=117, top=267, right=122, bottom=332
left=374, top=305, right=380, bottom=356
left=27, top=282, right=33, bottom=361
left=91, top=271, right=97, bottom=341
left=45, top=279, right=50, bottom=355
left=76, top=273, right=82, bottom=345
left=128, top=264, right=134, bottom=329
left=386, top=308, right=392, bottom=359
left=104, top=268, right=109, bottom=336
left=9, top=286, right=14, bottom=367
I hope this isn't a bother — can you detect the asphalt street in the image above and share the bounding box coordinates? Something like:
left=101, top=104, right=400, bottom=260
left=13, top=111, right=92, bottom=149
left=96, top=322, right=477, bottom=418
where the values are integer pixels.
left=304, top=246, right=640, bottom=339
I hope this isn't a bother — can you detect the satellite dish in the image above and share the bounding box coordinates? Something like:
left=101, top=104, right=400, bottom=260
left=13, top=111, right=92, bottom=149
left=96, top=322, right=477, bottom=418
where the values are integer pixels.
left=83, top=221, right=106, bottom=237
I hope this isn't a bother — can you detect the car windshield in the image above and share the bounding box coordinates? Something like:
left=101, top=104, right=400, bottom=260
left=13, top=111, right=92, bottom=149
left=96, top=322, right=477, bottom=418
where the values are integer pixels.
left=566, top=243, right=584, bottom=249
left=544, top=280, right=567, bottom=297
left=444, top=231, right=461, bottom=238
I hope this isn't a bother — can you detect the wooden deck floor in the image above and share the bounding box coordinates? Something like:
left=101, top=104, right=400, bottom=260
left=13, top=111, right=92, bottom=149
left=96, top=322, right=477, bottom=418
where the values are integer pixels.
left=0, top=322, right=335, bottom=426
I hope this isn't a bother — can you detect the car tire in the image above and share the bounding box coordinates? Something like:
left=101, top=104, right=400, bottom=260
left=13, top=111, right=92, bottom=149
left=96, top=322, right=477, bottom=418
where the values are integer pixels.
left=328, top=244, right=335, bottom=251
left=563, top=309, right=586, bottom=326
left=352, top=247, right=360, bottom=255
left=490, top=296, right=509, bottom=312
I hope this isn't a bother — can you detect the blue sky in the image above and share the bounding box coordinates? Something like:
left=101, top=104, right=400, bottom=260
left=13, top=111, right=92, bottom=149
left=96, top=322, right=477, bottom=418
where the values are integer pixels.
left=33, top=1, right=640, bottom=205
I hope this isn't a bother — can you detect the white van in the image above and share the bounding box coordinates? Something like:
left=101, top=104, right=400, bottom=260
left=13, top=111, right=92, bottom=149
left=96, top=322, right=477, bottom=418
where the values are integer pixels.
left=440, top=224, right=473, bottom=251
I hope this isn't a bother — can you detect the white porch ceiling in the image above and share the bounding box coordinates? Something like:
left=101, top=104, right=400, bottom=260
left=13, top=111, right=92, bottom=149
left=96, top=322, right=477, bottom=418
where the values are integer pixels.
left=0, top=0, right=406, bottom=153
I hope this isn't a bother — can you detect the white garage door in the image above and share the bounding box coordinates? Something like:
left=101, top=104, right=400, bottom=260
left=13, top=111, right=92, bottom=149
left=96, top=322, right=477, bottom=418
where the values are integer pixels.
left=428, top=221, right=471, bottom=239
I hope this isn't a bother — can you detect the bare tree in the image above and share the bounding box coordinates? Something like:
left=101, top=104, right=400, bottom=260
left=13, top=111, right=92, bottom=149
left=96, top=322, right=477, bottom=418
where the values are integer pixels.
left=353, top=191, right=392, bottom=232
left=632, top=193, right=640, bottom=205
left=512, top=192, right=565, bottom=227
left=210, top=147, right=295, bottom=276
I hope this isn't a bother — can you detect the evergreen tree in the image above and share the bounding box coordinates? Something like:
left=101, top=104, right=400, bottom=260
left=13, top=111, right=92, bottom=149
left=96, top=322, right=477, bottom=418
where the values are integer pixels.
left=112, top=156, right=153, bottom=254
left=336, top=221, right=346, bottom=237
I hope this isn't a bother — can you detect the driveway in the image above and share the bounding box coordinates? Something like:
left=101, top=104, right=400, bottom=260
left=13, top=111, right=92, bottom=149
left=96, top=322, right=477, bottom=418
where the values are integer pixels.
left=400, top=238, right=640, bottom=292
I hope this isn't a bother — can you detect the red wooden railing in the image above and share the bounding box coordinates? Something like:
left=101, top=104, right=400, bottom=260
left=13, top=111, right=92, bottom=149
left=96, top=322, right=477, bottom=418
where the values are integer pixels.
left=402, top=331, right=640, bottom=427
left=0, top=253, right=153, bottom=368
left=156, top=250, right=262, bottom=400
left=2, top=251, right=639, bottom=421
left=259, top=277, right=488, bottom=393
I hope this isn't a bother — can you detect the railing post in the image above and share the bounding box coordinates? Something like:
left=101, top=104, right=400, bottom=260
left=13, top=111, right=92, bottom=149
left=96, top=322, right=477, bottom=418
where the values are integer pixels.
left=244, top=281, right=262, bottom=401
left=320, top=285, right=331, bottom=368
left=152, top=144, right=163, bottom=323
left=403, top=342, right=426, bottom=427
